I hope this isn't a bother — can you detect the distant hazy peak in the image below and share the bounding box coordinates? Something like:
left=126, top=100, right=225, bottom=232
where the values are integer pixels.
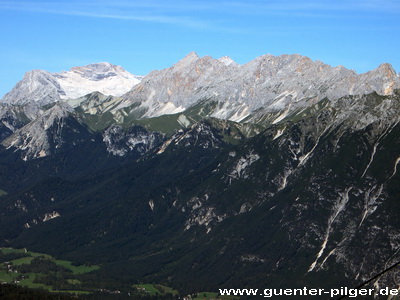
left=2, top=63, right=142, bottom=105
left=60, top=62, right=134, bottom=81
left=1, top=69, right=63, bottom=106
left=54, top=62, right=141, bottom=99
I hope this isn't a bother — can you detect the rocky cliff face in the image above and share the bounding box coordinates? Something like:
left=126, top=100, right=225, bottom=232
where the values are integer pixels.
left=1, top=63, right=141, bottom=106
left=54, top=62, right=142, bottom=100
left=1, top=70, right=64, bottom=106
left=2, top=91, right=400, bottom=292
left=103, top=124, right=164, bottom=157
left=2, top=103, right=75, bottom=160
left=0, top=53, right=400, bottom=294
left=120, top=52, right=400, bottom=121
left=2, top=53, right=399, bottom=127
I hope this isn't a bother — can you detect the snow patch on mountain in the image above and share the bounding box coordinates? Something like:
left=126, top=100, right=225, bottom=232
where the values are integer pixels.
left=2, top=63, right=142, bottom=106
left=55, top=63, right=142, bottom=99
left=121, top=53, right=400, bottom=122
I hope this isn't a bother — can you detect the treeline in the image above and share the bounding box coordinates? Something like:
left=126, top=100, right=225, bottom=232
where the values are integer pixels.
left=84, top=293, right=178, bottom=300
left=4, top=255, right=181, bottom=298
left=0, top=283, right=76, bottom=300
left=18, top=257, right=70, bottom=274
left=0, top=251, right=28, bottom=263
left=0, top=284, right=179, bottom=300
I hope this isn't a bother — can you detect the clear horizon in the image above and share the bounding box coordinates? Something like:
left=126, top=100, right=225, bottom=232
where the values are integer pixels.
left=1, top=0, right=399, bottom=98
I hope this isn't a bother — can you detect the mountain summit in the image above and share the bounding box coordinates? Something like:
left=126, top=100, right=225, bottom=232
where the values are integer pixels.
left=1, top=62, right=142, bottom=106
left=54, top=62, right=142, bottom=100
left=1, top=53, right=399, bottom=158
left=2, top=53, right=399, bottom=121
left=121, top=53, right=400, bottom=121
left=1, top=53, right=400, bottom=294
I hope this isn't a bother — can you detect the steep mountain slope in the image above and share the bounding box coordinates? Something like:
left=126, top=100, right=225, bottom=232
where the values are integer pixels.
left=1, top=70, right=64, bottom=106
left=0, top=91, right=400, bottom=293
left=54, top=62, right=142, bottom=100
left=0, top=101, right=43, bottom=142
left=1, top=63, right=141, bottom=106
left=2, top=53, right=398, bottom=131
left=2, top=103, right=75, bottom=160
left=119, top=52, right=400, bottom=122
left=1, top=54, right=400, bottom=295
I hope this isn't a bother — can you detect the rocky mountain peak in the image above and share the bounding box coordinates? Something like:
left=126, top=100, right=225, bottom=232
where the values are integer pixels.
left=1, top=70, right=63, bottom=106
left=2, top=63, right=142, bottom=106
left=2, top=53, right=400, bottom=126
left=54, top=63, right=141, bottom=99
left=357, top=63, right=399, bottom=95
left=66, top=62, right=132, bottom=81
left=173, top=52, right=200, bottom=69
left=2, top=52, right=400, bottom=295
left=183, top=51, right=200, bottom=61
left=374, top=63, right=397, bottom=78
left=1, top=102, right=75, bottom=160
left=120, top=53, right=400, bottom=121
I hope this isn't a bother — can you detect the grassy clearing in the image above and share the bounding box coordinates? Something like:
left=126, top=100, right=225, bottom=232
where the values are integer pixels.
left=0, top=248, right=98, bottom=295
left=1, top=248, right=27, bottom=255
left=10, top=256, right=35, bottom=266
left=193, top=292, right=218, bottom=299
left=193, top=292, right=239, bottom=300
left=66, top=279, right=81, bottom=285
left=0, top=270, right=19, bottom=283
left=1, top=248, right=51, bottom=259
left=1, top=248, right=99, bottom=274
left=159, top=284, right=179, bottom=295
left=57, top=289, right=91, bottom=295
left=133, top=284, right=179, bottom=296
left=54, top=259, right=99, bottom=274
left=134, top=284, right=161, bottom=295
left=1, top=248, right=182, bottom=297
left=19, top=273, right=53, bottom=291
left=134, top=114, right=182, bottom=135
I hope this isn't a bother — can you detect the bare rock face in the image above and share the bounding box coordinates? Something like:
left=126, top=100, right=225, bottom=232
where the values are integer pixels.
left=121, top=53, right=400, bottom=121
left=54, top=62, right=142, bottom=100
left=102, top=124, right=163, bottom=157
left=0, top=101, right=44, bottom=142
left=2, top=53, right=398, bottom=124
left=1, top=70, right=63, bottom=106
left=1, top=53, right=400, bottom=293
left=1, top=53, right=399, bottom=161
left=2, top=103, right=74, bottom=160
left=2, top=63, right=142, bottom=106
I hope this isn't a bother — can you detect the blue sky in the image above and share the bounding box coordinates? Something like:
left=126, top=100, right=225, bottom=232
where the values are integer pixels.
left=0, top=0, right=399, bottom=97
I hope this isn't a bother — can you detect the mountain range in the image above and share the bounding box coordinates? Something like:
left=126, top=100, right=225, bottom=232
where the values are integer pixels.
left=0, top=52, right=400, bottom=296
